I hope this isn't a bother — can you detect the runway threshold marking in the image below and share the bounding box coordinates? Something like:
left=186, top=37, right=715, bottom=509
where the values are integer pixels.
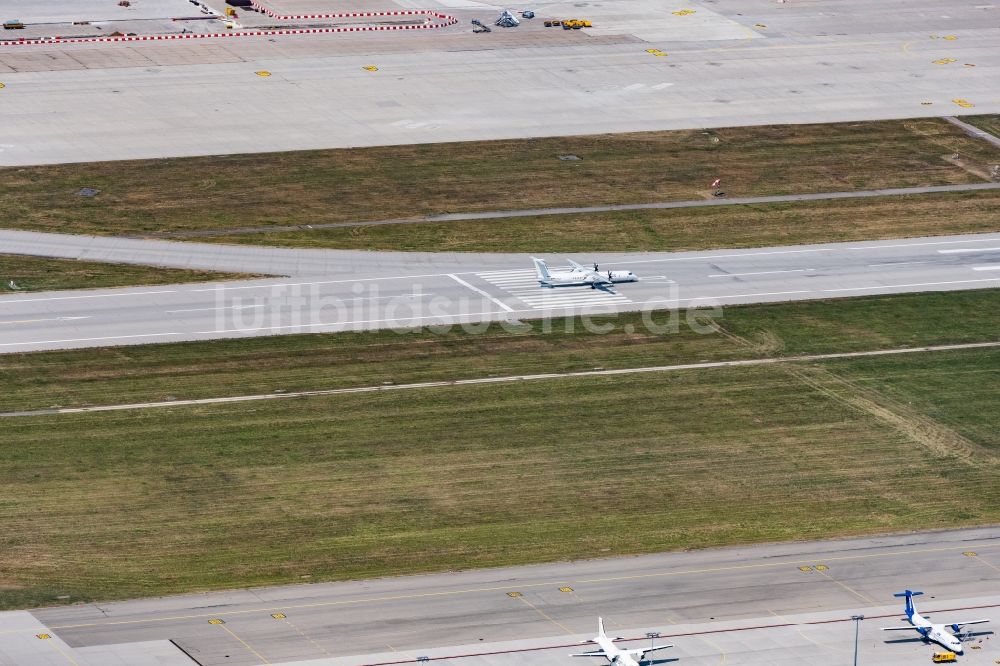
left=447, top=273, right=514, bottom=312
left=46, top=542, right=1000, bottom=631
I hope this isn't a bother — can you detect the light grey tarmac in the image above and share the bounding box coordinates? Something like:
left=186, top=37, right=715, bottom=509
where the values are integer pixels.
left=1, top=230, right=1000, bottom=353
left=10, top=527, right=1000, bottom=666
left=0, top=0, right=999, bottom=165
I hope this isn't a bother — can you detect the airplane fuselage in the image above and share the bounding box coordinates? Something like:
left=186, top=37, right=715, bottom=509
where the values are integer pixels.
left=540, top=271, right=638, bottom=288
left=910, top=612, right=964, bottom=654
left=595, top=638, right=641, bottom=666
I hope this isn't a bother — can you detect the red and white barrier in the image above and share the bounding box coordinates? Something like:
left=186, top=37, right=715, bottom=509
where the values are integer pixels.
left=0, top=0, right=459, bottom=46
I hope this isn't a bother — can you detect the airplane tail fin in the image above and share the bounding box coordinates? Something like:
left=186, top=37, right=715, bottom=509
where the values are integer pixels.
left=894, top=590, right=923, bottom=616
left=531, top=257, right=551, bottom=283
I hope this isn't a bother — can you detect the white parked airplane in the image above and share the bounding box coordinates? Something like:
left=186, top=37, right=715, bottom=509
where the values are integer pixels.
left=569, top=618, right=673, bottom=666
left=881, top=590, right=990, bottom=655
left=531, top=257, right=638, bottom=292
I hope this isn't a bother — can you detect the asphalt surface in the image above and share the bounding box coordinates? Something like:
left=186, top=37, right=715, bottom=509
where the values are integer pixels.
left=6, top=527, right=998, bottom=666
left=1, top=231, right=1000, bottom=353
left=1, top=0, right=998, bottom=165
left=146, top=183, right=1000, bottom=238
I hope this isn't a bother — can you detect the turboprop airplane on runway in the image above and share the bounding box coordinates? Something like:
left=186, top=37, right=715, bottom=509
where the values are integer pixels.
left=531, top=257, right=638, bottom=292
left=569, top=618, right=673, bottom=666
left=881, top=590, right=990, bottom=655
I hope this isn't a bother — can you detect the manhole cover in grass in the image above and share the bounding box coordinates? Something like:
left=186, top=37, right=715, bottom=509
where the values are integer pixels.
left=76, top=187, right=101, bottom=197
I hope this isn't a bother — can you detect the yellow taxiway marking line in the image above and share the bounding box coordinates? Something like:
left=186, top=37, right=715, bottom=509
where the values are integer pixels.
left=387, top=643, right=417, bottom=659
left=218, top=622, right=271, bottom=664
left=814, top=570, right=885, bottom=611
left=969, top=553, right=1000, bottom=574
left=279, top=615, right=332, bottom=656
left=767, top=608, right=845, bottom=654
left=42, top=637, right=81, bottom=666
left=47, top=542, right=999, bottom=631
left=515, top=595, right=575, bottom=634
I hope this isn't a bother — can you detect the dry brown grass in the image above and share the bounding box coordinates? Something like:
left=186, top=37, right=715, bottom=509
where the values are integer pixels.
left=1, top=118, right=997, bottom=239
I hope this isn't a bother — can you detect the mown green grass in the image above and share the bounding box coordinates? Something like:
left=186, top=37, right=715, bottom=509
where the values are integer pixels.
left=0, top=254, right=262, bottom=292
left=224, top=189, right=1000, bottom=252
left=1, top=118, right=996, bottom=240
left=1, top=290, right=998, bottom=413
left=0, top=348, right=996, bottom=609
left=962, top=115, right=1000, bottom=140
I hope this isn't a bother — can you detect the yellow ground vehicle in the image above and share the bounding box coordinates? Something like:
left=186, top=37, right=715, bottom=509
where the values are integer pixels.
left=932, top=653, right=957, bottom=663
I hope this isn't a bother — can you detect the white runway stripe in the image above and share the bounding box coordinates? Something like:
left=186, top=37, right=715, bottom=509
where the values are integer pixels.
left=476, top=271, right=632, bottom=310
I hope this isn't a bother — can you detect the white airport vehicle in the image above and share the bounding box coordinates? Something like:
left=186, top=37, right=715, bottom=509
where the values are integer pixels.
left=881, top=590, right=990, bottom=655
left=531, top=257, right=638, bottom=292
left=569, top=618, right=673, bottom=666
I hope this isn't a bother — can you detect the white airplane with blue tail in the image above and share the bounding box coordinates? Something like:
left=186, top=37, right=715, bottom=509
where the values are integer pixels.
left=881, top=589, right=989, bottom=655
left=569, top=618, right=673, bottom=666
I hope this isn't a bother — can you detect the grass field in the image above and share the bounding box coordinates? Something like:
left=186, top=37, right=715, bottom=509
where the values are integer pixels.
left=963, top=114, right=1000, bottom=140
left=222, top=188, right=1000, bottom=252
left=1, top=118, right=997, bottom=241
left=0, top=254, right=261, bottom=292
left=2, top=290, right=999, bottom=413
left=0, top=346, right=996, bottom=609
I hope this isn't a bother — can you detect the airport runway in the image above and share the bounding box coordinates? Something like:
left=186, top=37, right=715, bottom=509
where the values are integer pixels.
left=1, top=230, right=1000, bottom=353
left=0, top=0, right=998, bottom=165
left=5, top=527, right=998, bottom=665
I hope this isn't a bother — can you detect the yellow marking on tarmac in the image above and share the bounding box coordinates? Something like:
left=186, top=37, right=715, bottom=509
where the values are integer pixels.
left=672, top=9, right=696, bottom=16
left=208, top=618, right=224, bottom=625
left=767, top=608, right=845, bottom=654
left=964, top=552, right=978, bottom=557
left=799, top=566, right=813, bottom=572
left=36, top=633, right=51, bottom=639
left=515, top=595, right=575, bottom=634
left=968, top=553, right=1000, bottom=574
left=645, top=49, right=668, bottom=57
left=47, top=638, right=81, bottom=666
left=46, top=542, right=1000, bottom=631
left=0, top=82, right=5, bottom=89
left=814, top=564, right=829, bottom=572
left=255, top=70, right=271, bottom=77
left=387, top=643, right=417, bottom=659
left=507, top=591, right=523, bottom=598
left=944, top=35, right=958, bottom=41
left=933, top=58, right=957, bottom=65
left=814, top=569, right=884, bottom=610
left=217, top=622, right=271, bottom=664
left=363, top=65, right=379, bottom=71
left=278, top=614, right=332, bottom=657
left=559, top=587, right=574, bottom=593
left=953, top=98, right=975, bottom=108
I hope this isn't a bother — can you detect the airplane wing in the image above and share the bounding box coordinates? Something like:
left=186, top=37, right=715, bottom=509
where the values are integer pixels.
left=881, top=626, right=918, bottom=631
left=628, top=645, right=674, bottom=657
left=564, top=258, right=611, bottom=284
left=950, top=619, right=990, bottom=628
left=569, top=650, right=609, bottom=658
